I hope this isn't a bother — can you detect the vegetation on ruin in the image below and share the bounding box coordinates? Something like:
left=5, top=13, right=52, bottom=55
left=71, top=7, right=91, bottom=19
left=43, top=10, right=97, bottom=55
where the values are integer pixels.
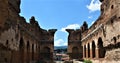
left=83, top=60, right=92, bottom=63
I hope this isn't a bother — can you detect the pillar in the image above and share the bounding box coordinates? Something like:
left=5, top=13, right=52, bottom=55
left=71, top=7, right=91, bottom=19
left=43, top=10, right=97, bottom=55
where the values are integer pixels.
left=90, top=43, right=93, bottom=59
left=96, top=47, right=99, bottom=58
left=86, top=44, right=88, bottom=58
left=83, top=45, right=85, bottom=58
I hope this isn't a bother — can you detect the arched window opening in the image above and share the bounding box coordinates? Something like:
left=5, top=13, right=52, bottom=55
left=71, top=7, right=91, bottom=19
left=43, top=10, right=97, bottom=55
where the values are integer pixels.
left=19, top=37, right=24, bottom=51
left=111, top=5, right=114, bottom=9
left=6, top=40, right=9, bottom=47
left=92, top=41, right=96, bottom=58
left=88, top=43, right=90, bottom=58
left=19, top=37, right=24, bottom=63
left=98, top=37, right=106, bottom=58
left=98, top=37, right=103, bottom=48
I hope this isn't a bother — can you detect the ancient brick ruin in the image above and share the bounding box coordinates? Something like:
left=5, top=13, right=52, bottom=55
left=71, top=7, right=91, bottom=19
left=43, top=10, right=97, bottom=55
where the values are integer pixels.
left=0, top=0, right=57, bottom=63
left=66, top=29, right=83, bottom=59
left=0, top=0, right=120, bottom=63
left=67, top=0, right=120, bottom=63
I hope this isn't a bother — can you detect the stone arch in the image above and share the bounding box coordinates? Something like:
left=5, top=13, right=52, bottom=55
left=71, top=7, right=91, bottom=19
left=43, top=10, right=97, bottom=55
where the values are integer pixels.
left=88, top=43, right=90, bottom=58
left=32, top=44, right=34, bottom=60
left=19, top=37, right=24, bottom=50
left=92, top=40, right=96, bottom=58
left=98, top=37, right=106, bottom=58
left=72, top=47, right=79, bottom=59
left=19, top=37, right=24, bottom=63
left=72, top=47, right=79, bottom=53
left=26, top=41, right=30, bottom=63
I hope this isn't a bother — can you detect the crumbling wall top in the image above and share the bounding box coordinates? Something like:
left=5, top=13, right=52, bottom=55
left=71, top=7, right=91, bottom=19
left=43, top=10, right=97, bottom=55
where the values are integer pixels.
left=66, top=29, right=81, bottom=41
left=99, top=0, right=104, bottom=2
left=8, top=0, right=21, bottom=13
left=66, top=29, right=75, bottom=33
left=48, top=29, right=57, bottom=36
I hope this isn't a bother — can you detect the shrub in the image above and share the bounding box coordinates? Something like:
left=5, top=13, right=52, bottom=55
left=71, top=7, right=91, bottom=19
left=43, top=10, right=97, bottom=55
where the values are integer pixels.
left=84, top=60, right=92, bottom=63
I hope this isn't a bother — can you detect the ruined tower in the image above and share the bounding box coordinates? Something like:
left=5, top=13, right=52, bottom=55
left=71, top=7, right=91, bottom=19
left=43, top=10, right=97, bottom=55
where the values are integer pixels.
left=66, top=29, right=83, bottom=60
left=39, top=29, right=57, bottom=62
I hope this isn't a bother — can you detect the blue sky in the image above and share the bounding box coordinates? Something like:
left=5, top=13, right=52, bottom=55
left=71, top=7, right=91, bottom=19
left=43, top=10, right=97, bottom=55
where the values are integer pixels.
left=20, top=0, right=101, bottom=46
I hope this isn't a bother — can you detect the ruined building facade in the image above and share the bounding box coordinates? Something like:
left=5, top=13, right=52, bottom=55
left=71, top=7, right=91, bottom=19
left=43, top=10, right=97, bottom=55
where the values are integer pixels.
left=0, top=0, right=57, bottom=63
left=66, top=21, right=88, bottom=60
left=66, top=29, right=83, bottom=59
left=67, top=0, right=120, bottom=63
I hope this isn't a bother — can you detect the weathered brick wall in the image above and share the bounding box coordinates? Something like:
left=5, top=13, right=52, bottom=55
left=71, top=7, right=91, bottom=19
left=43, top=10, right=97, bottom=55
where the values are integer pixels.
left=0, top=0, right=9, bottom=27
left=0, top=26, right=18, bottom=50
left=0, top=0, right=57, bottom=63
left=66, top=29, right=83, bottom=59
left=81, top=0, right=120, bottom=63
left=0, top=47, right=11, bottom=63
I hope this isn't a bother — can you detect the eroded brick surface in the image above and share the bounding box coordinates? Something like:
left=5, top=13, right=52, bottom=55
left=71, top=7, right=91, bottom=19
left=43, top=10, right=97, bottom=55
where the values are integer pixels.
left=0, top=0, right=57, bottom=63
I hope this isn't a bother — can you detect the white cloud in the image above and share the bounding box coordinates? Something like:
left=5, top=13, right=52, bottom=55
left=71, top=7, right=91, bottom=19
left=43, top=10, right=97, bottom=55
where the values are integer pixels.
left=91, top=21, right=95, bottom=25
left=88, top=16, right=93, bottom=19
left=54, top=39, right=67, bottom=46
left=60, top=24, right=80, bottom=32
left=86, top=0, right=101, bottom=12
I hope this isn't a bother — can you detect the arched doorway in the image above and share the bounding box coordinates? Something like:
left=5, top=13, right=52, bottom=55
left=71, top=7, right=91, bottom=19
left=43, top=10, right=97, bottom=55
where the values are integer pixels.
left=27, top=41, right=30, bottom=63
left=72, top=47, right=79, bottom=53
left=92, top=41, right=96, bottom=58
left=19, top=37, right=24, bottom=63
left=84, top=45, right=86, bottom=58
left=27, top=41, right=30, bottom=51
left=88, top=43, right=90, bottom=58
left=98, top=37, right=106, bottom=58
left=72, top=47, right=79, bottom=59
left=32, top=44, right=34, bottom=61
left=19, top=38, right=24, bottom=50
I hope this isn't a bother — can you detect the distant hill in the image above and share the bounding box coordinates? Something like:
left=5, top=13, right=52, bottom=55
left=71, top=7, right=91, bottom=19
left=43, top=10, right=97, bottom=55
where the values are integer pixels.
left=54, top=46, right=67, bottom=50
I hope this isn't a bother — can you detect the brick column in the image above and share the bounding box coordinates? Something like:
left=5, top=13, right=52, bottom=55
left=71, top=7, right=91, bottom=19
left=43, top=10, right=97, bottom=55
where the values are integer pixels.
left=90, top=49, right=93, bottom=59
left=86, top=44, right=88, bottom=58
left=83, top=45, right=84, bottom=58
left=83, top=45, right=85, bottom=58
left=96, top=47, right=99, bottom=58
